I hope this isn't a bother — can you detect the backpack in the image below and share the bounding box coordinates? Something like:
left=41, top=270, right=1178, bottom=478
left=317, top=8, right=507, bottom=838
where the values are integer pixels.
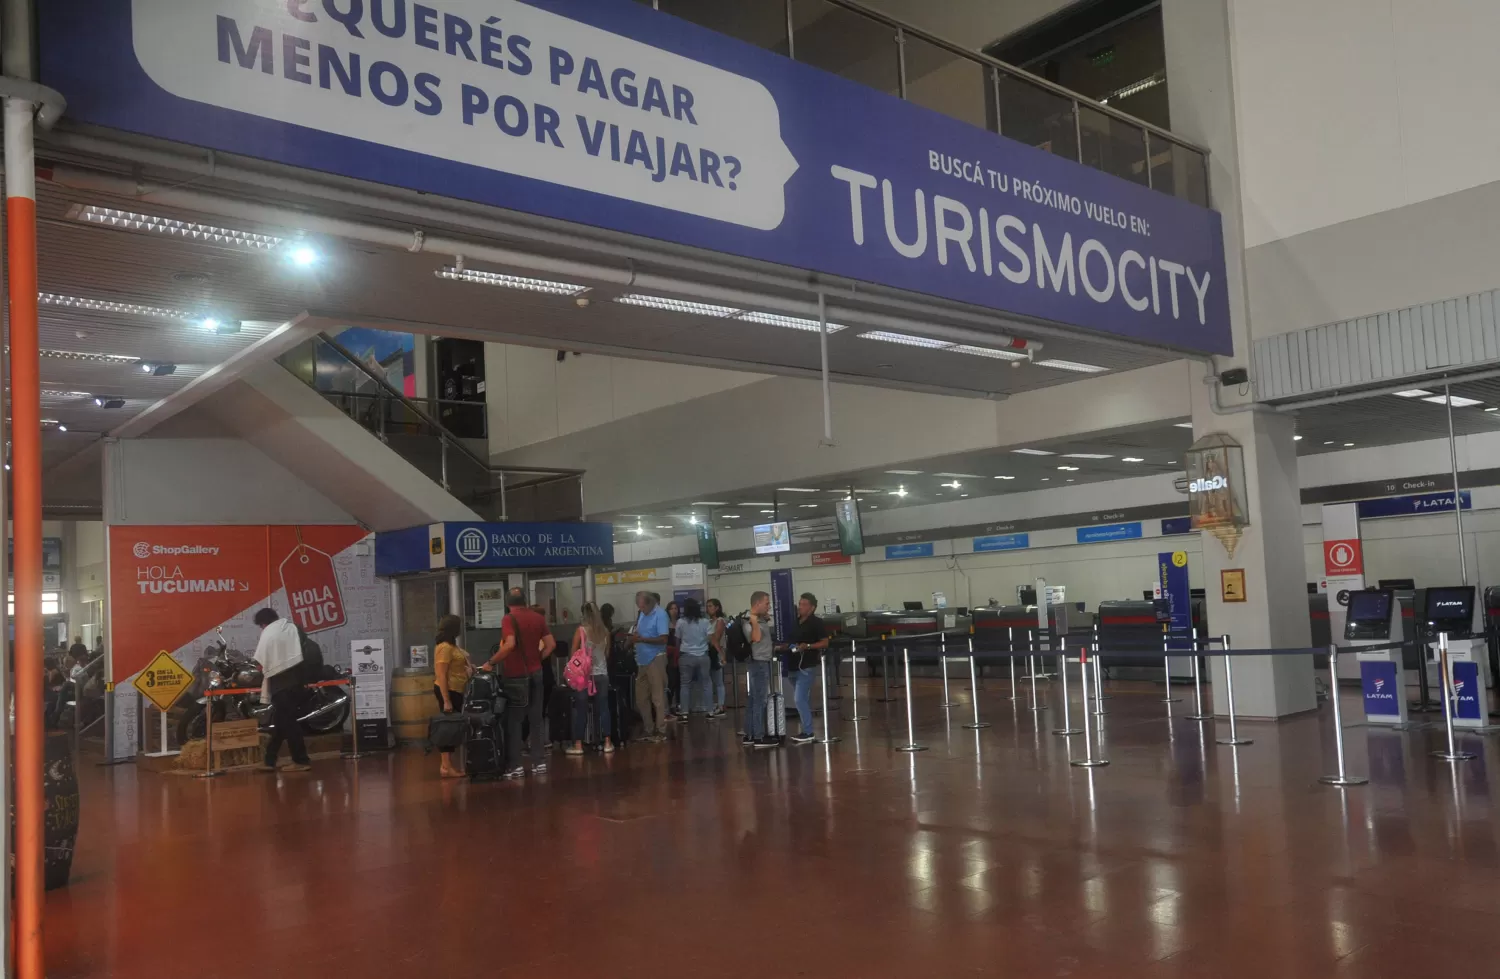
left=564, top=633, right=596, bottom=694
left=726, top=615, right=754, bottom=663
left=298, top=630, right=324, bottom=672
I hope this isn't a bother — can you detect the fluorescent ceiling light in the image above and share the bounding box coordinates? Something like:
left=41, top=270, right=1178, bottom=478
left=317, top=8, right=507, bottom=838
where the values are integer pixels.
left=853, top=489, right=881, bottom=494
left=1173, top=422, right=1194, bottom=429
left=885, top=470, right=923, bottom=475
left=941, top=481, right=961, bottom=489
left=934, top=472, right=980, bottom=478
left=722, top=514, right=741, bottom=518
left=948, top=344, right=1027, bottom=361
left=1011, top=448, right=1054, bottom=456
left=1061, top=453, right=1112, bottom=460
left=1122, top=456, right=1144, bottom=462
left=39, top=292, right=191, bottom=320
left=1344, top=442, right=1355, bottom=447
left=1422, top=394, right=1483, bottom=408
left=739, top=311, right=847, bottom=333
left=42, top=390, right=94, bottom=399
left=799, top=504, right=819, bottom=508
left=1393, top=389, right=1433, bottom=398
left=692, top=501, right=729, bottom=505
left=777, top=487, right=820, bottom=493
left=993, top=475, right=1015, bottom=480
left=1057, top=465, right=1080, bottom=471
left=890, top=486, right=908, bottom=497
left=1293, top=435, right=1304, bottom=440
left=1099, top=70, right=1166, bottom=105
left=69, top=204, right=284, bottom=250
left=760, top=510, right=775, bottom=514
left=655, top=525, right=673, bottom=530
left=615, top=294, right=741, bottom=317
left=436, top=266, right=589, bottom=297
left=858, top=330, right=950, bottom=349
left=1487, top=408, right=1498, bottom=413
left=40, top=349, right=139, bottom=363
left=1037, top=359, right=1106, bottom=373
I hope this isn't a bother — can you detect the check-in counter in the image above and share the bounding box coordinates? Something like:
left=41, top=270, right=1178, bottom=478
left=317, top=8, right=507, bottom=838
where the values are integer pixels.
left=1096, top=599, right=1170, bottom=679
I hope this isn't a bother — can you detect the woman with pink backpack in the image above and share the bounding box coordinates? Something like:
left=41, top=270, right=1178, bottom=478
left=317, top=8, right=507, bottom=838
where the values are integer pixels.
left=564, top=602, right=614, bottom=756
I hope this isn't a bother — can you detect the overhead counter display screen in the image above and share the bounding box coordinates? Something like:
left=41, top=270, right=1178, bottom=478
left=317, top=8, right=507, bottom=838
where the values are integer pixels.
left=753, top=521, right=791, bottom=555
left=40, top=0, right=1230, bottom=354
left=1346, top=590, right=1392, bottom=625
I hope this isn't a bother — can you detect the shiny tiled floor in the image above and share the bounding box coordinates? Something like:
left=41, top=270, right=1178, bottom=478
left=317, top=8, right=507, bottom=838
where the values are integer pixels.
left=49, top=677, right=1500, bottom=978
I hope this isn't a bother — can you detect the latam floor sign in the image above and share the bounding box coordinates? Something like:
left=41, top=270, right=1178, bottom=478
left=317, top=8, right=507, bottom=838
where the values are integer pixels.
left=41, top=0, right=1229, bottom=353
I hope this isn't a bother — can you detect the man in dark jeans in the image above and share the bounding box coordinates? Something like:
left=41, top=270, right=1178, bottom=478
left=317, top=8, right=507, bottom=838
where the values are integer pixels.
left=487, top=590, right=556, bottom=779
left=253, top=607, right=313, bottom=772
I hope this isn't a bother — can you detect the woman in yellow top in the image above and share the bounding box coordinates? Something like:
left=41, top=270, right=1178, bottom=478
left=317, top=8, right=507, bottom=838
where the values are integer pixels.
left=433, top=614, right=473, bottom=779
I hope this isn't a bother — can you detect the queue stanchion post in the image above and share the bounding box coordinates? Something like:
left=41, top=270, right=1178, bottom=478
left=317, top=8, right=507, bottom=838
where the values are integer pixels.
left=817, top=656, right=841, bottom=745
left=1215, top=636, right=1252, bottom=746
left=939, top=633, right=956, bottom=709
left=896, top=647, right=927, bottom=753
left=341, top=673, right=362, bottom=761
left=1072, top=646, right=1109, bottom=768
left=1027, top=630, right=1046, bottom=712
left=1161, top=632, right=1181, bottom=705
left=877, top=636, right=898, bottom=703
left=1432, top=631, right=1475, bottom=762
left=1319, top=644, right=1368, bottom=786
left=849, top=642, right=867, bottom=722
left=1089, top=633, right=1107, bottom=716
left=1186, top=627, right=1211, bottom=721
left=195, top=690, right=223, bottom=780
left=1052, top=635, right=1081, bottom=736
left=963, top=638, right=989, bottom=730
left=1007, top=627, right=1018, bottom=701
left=1092, top=623, right=1111, bottom=700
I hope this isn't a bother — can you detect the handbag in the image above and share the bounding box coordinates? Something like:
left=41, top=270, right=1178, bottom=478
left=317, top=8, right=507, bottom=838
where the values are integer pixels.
left=426, top=712, right=468, bottom=751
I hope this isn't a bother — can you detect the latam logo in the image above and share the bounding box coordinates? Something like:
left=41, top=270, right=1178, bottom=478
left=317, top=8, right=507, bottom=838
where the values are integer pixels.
left=1373, top=678, right=1384, bottom=693
left=1188, top=475, right=1228, bottom=493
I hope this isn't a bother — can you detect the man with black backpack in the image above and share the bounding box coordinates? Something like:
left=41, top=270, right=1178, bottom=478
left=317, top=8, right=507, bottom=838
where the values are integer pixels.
left=738, top=591, right=778, bottom=748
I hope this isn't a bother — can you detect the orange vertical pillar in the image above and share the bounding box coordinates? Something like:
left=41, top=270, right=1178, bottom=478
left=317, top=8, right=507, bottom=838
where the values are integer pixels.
left=7, top=93, right=44, bottom=979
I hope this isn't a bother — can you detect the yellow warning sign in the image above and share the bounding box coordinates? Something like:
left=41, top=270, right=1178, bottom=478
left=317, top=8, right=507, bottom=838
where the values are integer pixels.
left=133, top=651, right=194, bottom=712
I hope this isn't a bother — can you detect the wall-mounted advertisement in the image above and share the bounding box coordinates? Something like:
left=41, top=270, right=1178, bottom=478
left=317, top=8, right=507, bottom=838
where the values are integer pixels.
left=753, top=522, right=791, bottom=555
left=696, top=522, right=720, bottom=569
left=107, top=525, right=391, bottom=761
left=318, top=326, right=417, bottom=398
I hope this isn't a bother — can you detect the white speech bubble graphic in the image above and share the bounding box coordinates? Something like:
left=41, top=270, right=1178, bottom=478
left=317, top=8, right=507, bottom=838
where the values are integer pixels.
left=132, top=0, right=799, bottom=230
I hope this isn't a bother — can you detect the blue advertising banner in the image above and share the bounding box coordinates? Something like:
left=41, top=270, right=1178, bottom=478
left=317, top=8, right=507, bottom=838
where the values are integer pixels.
left=1359, top=659, right=1401, bottom=722
left=374, top=521, right=614, bottom=574
left=39, top=0, right=1229, bottom=353
left=1357, top=491, right=1472, bottom=520
left=973, top=533, right=1029, bottom=553
left=885, top=542, right=936, bottom=561
left=1157, top=550, right=1190, bottom=649
left=1452, top=660, right=1482, bottom=721
left=770, top=568, right=795, bottom=645
left=1077, top=522, right=1142, bottom=543
left=1160, top=516, right=1193, bottom=536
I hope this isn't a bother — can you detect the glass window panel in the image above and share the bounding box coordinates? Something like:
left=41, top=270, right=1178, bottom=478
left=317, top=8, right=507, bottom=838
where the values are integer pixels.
left=901, top=35, right=991, bottom=130
left=1079, top=105, right=1149, bottom=186
left=996, top=72, right=1078, bottom=161
left=791, top=0, right=899, bottom=96
left=657, top=0, right=789, bottom=54
left=1149, top=132, right=1209, bottom=206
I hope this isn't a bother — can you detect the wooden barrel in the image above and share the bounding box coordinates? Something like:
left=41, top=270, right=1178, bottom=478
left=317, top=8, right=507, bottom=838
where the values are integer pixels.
left=44, top=730, right=80, bottom=891
left=392, top=670, right=441, bottom=746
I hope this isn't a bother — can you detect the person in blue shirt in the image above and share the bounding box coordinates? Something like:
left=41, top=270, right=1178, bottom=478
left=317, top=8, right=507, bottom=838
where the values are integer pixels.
left=630, top=591, right=671, bottom=742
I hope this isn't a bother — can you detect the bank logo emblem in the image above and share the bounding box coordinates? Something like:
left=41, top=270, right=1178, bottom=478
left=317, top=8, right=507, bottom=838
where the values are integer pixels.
left=132, top=541, right=152, bottom=559
left=455, top=528, right=488, bottom=564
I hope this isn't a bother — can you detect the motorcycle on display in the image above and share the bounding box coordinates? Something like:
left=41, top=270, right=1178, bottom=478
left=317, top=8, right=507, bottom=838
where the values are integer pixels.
left=178, top=628, right=352, bottom=743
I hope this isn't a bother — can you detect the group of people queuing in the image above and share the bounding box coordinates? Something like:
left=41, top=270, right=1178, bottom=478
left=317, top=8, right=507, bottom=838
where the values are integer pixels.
left=427, top=584, right=834, bottom=779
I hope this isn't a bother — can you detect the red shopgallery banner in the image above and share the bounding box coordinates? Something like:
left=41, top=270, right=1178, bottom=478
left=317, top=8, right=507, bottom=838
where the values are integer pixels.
left=108, top=525, right=369, bottom=682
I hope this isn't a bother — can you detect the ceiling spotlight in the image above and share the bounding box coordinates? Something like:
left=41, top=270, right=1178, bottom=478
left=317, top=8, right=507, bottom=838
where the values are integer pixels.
left=200, top=316, right=242, bottom=335
left=139, top=362, right=178, bottom=377
left=92, top=396, right=126, bottom=409
left=890, top=485, right=908, bottom=498
left=288, top=244, right=320, bottom=268
left=57, top=424, right=67, bottom=433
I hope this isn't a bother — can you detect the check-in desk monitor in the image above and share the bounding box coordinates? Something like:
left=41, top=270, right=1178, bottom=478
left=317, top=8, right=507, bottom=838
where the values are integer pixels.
left=1423, top=585, right=1489, bottom=727
left=1344, top=589, right=1406, bottom=727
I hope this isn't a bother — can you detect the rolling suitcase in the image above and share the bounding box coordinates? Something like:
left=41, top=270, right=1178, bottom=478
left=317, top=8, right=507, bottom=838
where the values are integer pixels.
left=610, top=676, right=638, bottom=746
left=462, top=672, right=504, bottom=779
left=766, top=664, right=786, bottom=743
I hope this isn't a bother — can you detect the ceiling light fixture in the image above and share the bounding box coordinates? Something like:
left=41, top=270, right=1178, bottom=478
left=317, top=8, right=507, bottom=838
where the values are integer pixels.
left=993, top=475, right=1015, bottom=480
left=138, top=362, right=178, bottom=377
left=92, top=396, right=126, bottom=409
left=1293, top=435, right=1303, bottom=441
left=1487, top=408, right=1499, bottom=413
left=941, top=480, right=961, bottom=489
left=656, top=525, right=673, bottom=530
left=692, top=501, right=729, bottom=506
left=1344, top=442, right=1354, bottom=447
left=1121, top=457, right=1144, bottom=462
left=1057, top=465, right=1080, bottom=471
left=437, top=265, right=589, bottom=297
left=1011, top=448, right=1055, bottom=456
left=1061, top=453, right=1113, bottom=460
left=739, top=311, right=847, bottom=333
left=799, top=504, right=819, bottom=508
left=948, top=344, right=1027, bottom=361
left=42, top=390, right=92, bottom=400
left=69, top=204, right=285, bottom=250
left=1393, top=389, right=1434, bottom=398
left=199, top=317, right=243, bottom=335
left=614, top=294, right=740, bottom=317
left=934, top=472, right=980, bottom=479
left=1173, top=422, right=1194, bottom=429
left=885, top=470, right=923, bottom=476
left=1422, top=394, right=1483, bottom=408
left=41, top=349, right=139, bottom=364
left=776, top=487, right=820, bottom=493
left=1036, top=358, right=1106, bottom=373
left=890, top=486, right=908, bottom=498
left=858, top=330, right=950, bottom=349
left=39, top=292, right=191, bottom=320
left=287, top=244, right=320, bottom=268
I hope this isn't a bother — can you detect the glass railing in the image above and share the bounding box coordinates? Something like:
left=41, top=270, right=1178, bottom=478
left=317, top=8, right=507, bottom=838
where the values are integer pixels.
left=640, top=0, right=1209, bottom=206
left=278, top=334, right=586, bottom=522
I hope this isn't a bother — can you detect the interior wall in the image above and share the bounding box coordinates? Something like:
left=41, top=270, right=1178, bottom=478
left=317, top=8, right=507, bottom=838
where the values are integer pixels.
left=484, top=344, right=767, bottom=456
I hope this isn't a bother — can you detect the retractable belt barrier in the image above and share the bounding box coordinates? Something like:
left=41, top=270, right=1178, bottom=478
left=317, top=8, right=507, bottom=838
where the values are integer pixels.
left=195, top=675, right=356, bottom=779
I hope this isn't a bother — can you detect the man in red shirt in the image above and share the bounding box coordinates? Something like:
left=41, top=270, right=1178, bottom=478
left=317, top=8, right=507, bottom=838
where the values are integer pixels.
left=487, top=590, right=556, bottom=778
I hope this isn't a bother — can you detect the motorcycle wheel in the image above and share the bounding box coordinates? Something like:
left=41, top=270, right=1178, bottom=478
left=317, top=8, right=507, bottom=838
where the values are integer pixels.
left=301, top=691, right=350, bottom=735
left=177, top=701, right=226, bottom=744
